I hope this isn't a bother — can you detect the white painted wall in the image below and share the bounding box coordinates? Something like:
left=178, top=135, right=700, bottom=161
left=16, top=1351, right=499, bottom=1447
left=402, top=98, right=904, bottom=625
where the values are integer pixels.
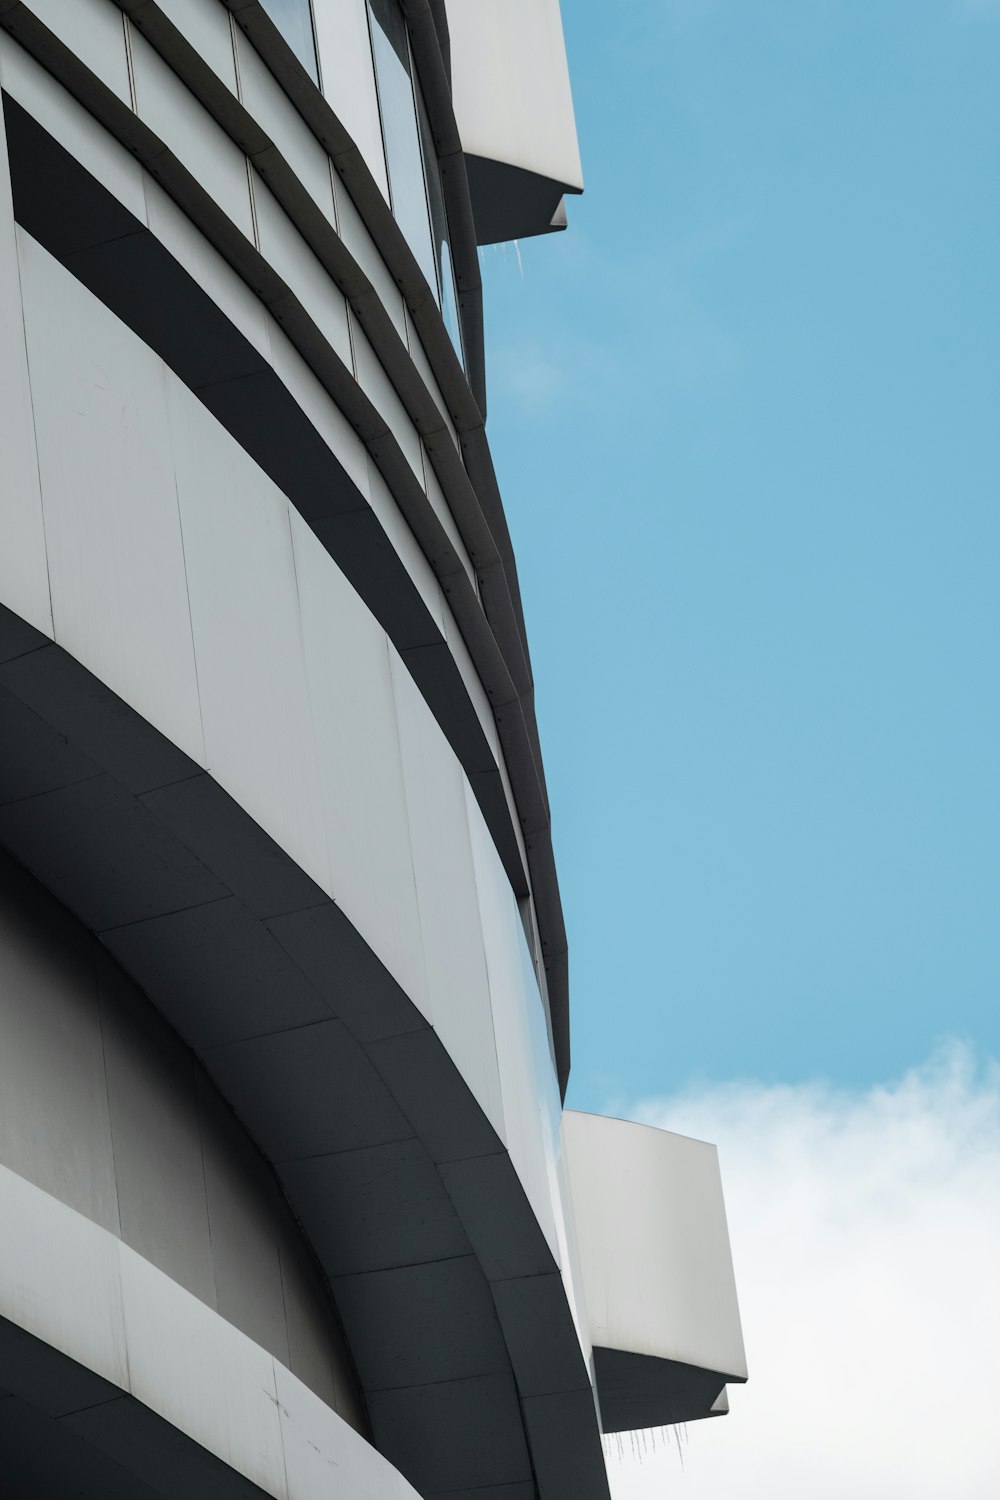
left=445, top=0, right=583, bottom=190
left=564, top=1111, right=748, bottom=1381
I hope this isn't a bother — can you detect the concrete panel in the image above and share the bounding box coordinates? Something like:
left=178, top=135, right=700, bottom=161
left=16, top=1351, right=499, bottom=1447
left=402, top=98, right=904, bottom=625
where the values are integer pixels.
left=438, top=1153, right=553, bottom=1282
left=129, top=29, right=254, bottom=240
left=0, top=858, right=119, bottom=1233
left=333, top=1255, right=507, bottom=1391
left=0, top=643, right=197, bottom=796
left=25, top=0, right=132, bottom=104
left=465, top=783, right=561, bottom=1261
left=289, top=508, right=429, bottom=1016
left=0, top=604, right=46, bottom=665
left=0, top=1317, right=121, bottom=1418
left=102, top=896, right=332, bottom=1049
left=141, top=772, right=325, bottom=920
left=17, top=234, right=205, bottom=766
left=563, top=1111, right=747, bottom=1382
left=143, top=177, right=271, bottom=361
left=0, top=684, right=98, bottom=805
left=352, top=316, right=423, bottom=482
left=99, top=955, right=216, bottom=1308
left=63, top=226, right=266, bottom=397
left=0, top=1394, right=163, bottom=1500
left=364, top=458, right=446, bottom=633
left=274, top=1360, right=395, bottom=1500
left=0, top=1164, right=129, bottom=1393
left=388, top=651, right=503, bottom=1136
left=118, top=1244, right=288, bottom=1498
left=263, top=313, right=371, bottom=492
left=254, top=175, right=352, bottom=366
left=367, top=1372, right=531, bottom=1494
left=197, top=1076, right=289, bottom=1365
left=0, top=89, right=50, bottom=640
left=277, top=1228, right=338, bottom=1413
left=522, top=1388, right=610, bottom=1500
left=365, top=1027, right=502, bottom=1166
left=492, top=1274, right=590, bottom=1398
left=549, top=1142, right=593, bottom=1366
left=0, top=774, right=226, bottom=931
left=158, top=0, right=239, bottom=91
left=265, top=899, right=423, bottom=1044
left=442, top=603, right=501, bottom=761
left=335, top=185, right=405, bottom=337
left=206, top=1018, right=412, bottom=1163
left=0, top=43, right=148, bottom=227
left=312, top=0, right=389, bottom=200
left=277, top=1138, right=470, bottom=1277
left=168, top=378, right=331, bottom=893
left=309, top=509, right=442, bottom=656
left=66, top=1390, right=283, bottom=1500
left=236, top=34, right=334, bottom=216
left=333, top=1341, right=369, bottom=1439
left=434, top=1489, right=534, bottom=1500
left=445, top=0, right=582, bottom=191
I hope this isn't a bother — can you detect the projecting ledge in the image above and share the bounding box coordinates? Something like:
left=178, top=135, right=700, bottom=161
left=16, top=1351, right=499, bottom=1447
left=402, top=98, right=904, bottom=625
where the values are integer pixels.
left=444, top=0, right=583, bottom=245
left=563, top=1110, right=747, bottom=1434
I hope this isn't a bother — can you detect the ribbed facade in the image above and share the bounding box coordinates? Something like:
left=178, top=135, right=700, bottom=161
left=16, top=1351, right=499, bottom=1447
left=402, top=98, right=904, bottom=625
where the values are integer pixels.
left=0, top=4, right=745, bottom=1498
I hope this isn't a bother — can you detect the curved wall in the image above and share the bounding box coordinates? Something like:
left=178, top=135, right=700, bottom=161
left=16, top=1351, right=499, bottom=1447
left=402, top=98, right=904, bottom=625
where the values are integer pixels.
left=0, top=0, right=575, bottom=1088
left=0, top=93, right=562, bottom=1252
left=0, top=842, right=367, bottom=1434
left=0, top=36, right=608, bottom=1493
left=0, top=4, right=672, bottom=1497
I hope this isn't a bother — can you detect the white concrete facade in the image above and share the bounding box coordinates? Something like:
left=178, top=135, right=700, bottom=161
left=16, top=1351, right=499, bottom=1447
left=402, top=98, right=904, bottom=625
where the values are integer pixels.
left=0, top=3, right=744, bottom=1496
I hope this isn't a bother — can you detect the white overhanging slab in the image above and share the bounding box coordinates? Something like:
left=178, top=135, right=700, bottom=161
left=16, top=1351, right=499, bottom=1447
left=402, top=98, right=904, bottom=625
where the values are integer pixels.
left=563, top=1110, right=747, bottom=1432
left=444, top=0, right=583, bottom=243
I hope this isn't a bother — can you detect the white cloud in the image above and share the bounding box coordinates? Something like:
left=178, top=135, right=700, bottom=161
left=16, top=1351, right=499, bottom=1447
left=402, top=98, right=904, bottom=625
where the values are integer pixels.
left=604, top=1043, right=1000, bottom=1499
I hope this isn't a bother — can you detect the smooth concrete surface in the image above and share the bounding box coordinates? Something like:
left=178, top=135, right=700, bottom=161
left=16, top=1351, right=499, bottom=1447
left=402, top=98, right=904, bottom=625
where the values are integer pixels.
left=0, top=1164, right=418, bottom=1500
left=1, top=201, right=559, bottom=1193
left=0, top=595, right=611, bottom=1497
left=0, top=845, right=364, bottom=1428
left=0, top=69, right=49, bottom=640
left=445, top=0, right=583, bottom=242
left=0, top=47, right=526, bottom=888
left=563, top=1111, right=748, bottom=1431
left=0, top=0, right=576, bottom=1096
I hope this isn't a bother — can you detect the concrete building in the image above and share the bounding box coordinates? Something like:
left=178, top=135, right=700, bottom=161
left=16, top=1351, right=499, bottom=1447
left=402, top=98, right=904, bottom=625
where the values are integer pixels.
left=0, top=3, right=746, bottom=1497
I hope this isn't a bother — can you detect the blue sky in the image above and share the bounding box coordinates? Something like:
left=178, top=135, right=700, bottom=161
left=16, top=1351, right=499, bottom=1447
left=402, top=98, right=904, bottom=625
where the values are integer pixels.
left=481, top=0, right=1000, bottom=1108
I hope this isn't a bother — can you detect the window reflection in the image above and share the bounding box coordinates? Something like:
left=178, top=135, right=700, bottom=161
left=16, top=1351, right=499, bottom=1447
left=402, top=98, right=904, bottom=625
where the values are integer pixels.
left=263, top=0, right=465, bottom=364
left=368, top=0, right=464, bottom=366
left=259, top=0, right=320, bottom=83
left=415, top=83, right=464, bottom=364
left=368, top=0, right=437, bottom=295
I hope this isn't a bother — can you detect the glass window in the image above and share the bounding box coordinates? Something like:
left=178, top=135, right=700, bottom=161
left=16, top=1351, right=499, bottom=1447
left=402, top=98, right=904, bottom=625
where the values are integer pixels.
left=415, top=83, right=464, bottom=365
left=367, top=0, right=438, bottom=297
left=260, top=0, right=320, bottom=83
